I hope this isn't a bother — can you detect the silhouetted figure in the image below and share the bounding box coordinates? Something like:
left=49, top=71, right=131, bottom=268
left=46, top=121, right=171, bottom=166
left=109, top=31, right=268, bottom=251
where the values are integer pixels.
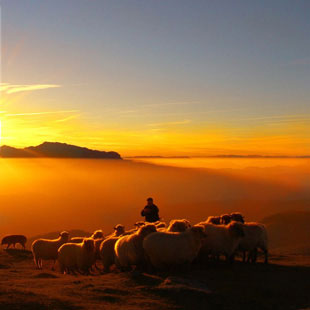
left=141, top=197, right=160, bottom=223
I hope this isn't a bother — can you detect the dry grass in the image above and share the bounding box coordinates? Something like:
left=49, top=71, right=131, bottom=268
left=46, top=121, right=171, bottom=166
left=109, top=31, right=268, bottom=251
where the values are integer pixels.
left=0, top=248, right=309, bottom=310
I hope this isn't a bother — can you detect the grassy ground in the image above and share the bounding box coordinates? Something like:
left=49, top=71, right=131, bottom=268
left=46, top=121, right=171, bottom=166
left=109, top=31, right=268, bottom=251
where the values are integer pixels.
left=0, top=249, right=309, bottom=310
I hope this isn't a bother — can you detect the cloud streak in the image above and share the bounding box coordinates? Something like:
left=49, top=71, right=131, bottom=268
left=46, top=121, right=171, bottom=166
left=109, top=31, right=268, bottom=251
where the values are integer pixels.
left=1, top=83, right=61, bottom=94
left=148, top=119, right=191, bottom=127
left=5, top=110, right=79, bottom=117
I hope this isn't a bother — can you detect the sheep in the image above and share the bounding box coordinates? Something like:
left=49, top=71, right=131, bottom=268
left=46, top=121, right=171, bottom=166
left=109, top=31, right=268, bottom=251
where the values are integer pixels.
left=135, top=221, right=166, bottom=231
left=1, top=235, right=27, bottom=250
left=99, top=236, right=120, bottom=272
left=230, top=212, right=245, bottom=223
left=167, top=219, right=191, bottom=232
left=134, top=221, right=146, bottom=228
left=238, top=222, right=268, bottom=264
left=205, top=216, right=221, bottom=225
left=143, top=225, right=206, bottom=270
left=198, top=221, right=245, bottom=262
left=114, top=224, right=157, bottom=270
left=221, top=214, right=231, bottom=225
left=70, top=229, right=104, bottom=243
left=154, top=221, right=167, bottom=229
left=31, top=231, right=69, bottom=270
left=105, top=224, right=125, bottom=238
left=58, top=238, right=95, bottom=274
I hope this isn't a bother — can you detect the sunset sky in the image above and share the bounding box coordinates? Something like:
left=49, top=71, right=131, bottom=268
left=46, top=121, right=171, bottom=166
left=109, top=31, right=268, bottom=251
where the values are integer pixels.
left=0, top=0, right=309, bottom=156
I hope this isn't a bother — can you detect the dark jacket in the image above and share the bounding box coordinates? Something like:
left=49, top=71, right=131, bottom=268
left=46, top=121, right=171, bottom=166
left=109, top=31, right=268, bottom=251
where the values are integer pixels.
left=141, top=204, right=159, bottom=222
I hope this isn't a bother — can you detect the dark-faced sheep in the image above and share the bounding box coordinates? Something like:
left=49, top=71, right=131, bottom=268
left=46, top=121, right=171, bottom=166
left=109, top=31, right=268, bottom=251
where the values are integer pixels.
left=1, top=235, right=27, bottom=250
left=230, top=212, right=245, bottom=223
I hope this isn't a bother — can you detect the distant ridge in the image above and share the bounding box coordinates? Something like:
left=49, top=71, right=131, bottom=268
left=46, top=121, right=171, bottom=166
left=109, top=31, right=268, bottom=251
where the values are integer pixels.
left=127, top=155, right=310, bottom=159
left=0, top=142, right=122, bottom=159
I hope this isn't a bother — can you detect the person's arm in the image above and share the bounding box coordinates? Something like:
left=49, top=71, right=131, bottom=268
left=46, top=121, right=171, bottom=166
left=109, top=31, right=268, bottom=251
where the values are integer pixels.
left=141, top=208, right=145, bottom=216
left=153, top=204, right=159, bottom=213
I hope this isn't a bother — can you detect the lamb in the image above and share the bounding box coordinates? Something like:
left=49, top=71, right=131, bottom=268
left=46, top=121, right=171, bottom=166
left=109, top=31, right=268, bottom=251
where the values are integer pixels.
left=221, top=214, right=231, bottom=225
left=143, top=225, right=206, bottom=269
left=198, top=221, right=245, bottom=262
left=167, top=219, right=191, bottom=232
left=99, top=236, right=120, bottom=272
left=205, top=216, right=221, bottom=225
left=1, top=235, right=27, bottom=250
left=70, top=229, right=104, bottom=243
left=238, top=222, right=268, bottom=264
left=31, top=231, right=69, bottom=269
left=114, top=224, right=157, bottom=270
left=58, top=238, right=95, bottom=274
left=230, top=212, right=245, bottom=223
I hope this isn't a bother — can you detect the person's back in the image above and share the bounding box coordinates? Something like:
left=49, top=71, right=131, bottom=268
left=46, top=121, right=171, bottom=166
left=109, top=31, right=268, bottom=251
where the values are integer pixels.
left=141, top=198, right=160, bottom=223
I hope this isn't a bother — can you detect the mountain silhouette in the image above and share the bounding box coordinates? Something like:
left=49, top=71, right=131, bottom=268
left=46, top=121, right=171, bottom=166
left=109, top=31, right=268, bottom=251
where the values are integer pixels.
left=0, top=142, right=122, bottom=159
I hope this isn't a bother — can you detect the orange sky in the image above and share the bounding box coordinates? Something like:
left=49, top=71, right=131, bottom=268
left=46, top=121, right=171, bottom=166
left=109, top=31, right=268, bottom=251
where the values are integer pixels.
left=1, top=2, right=310, bottom=157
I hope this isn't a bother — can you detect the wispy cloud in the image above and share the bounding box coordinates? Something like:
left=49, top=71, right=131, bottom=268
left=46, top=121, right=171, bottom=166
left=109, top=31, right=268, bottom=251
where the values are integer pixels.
left=0, top=83, right=61, bottom=94
left=143, top=101, right=198, bottom=108
left=54, top=114, right=80, bottom=123
left=5, top=110, right=79, bottom=117
left=148, top=119, right=191, bottom=127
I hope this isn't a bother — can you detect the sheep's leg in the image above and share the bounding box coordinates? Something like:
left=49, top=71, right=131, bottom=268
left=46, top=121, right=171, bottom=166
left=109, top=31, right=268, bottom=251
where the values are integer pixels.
left=51, top=260, right=56, bottom=271
left=227, top=254, right=235, bottom=264
left=242, top=251, right=247, bottom=263
left=246, top=251, right=251, bottom=263
left=252, top=248, right=258, bottom=263
left=263, top=249, right=268, bottom=264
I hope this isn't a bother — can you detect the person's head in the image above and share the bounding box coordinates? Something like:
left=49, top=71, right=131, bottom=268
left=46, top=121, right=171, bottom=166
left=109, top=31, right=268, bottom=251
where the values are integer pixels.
left=147, top=197, right=153, bottom=205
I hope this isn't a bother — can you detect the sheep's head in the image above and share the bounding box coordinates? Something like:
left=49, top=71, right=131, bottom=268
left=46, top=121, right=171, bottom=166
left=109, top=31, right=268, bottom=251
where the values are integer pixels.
left=168, top=219, right=191, bottom=232
left=190, top=225, right=207, bottom=239
left=230, top=212, right=245, bottom=223
left=134, top=221, right=145, bottom=228
left=91, top=230, right=104, bottom=239
left=138, top=224, right=157, bottom=238
left=114, top=224, right=125, bottom=236
left=209, top=216, right=221, bottom=225
left=59, top=231, right=70, bottom=242
left=221, top=214, right=231, bottom=225
left=228, top=221, right=245, bottom=238
left=83, top=238, right=95, bottom=252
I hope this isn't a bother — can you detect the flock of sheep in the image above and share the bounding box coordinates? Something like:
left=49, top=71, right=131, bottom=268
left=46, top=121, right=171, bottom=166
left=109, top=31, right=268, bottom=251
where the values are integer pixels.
left=1, top=212, right=268, bottom=275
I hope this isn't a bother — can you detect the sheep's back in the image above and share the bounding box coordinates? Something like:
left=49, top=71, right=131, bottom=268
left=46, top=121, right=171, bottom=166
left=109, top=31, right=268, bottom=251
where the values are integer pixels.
left=143, top=231, right=198, bottom=266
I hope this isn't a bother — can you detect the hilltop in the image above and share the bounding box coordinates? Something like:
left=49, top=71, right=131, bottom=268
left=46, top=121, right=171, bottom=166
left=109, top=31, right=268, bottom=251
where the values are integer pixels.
left=0, top=142, right=122, bottom=159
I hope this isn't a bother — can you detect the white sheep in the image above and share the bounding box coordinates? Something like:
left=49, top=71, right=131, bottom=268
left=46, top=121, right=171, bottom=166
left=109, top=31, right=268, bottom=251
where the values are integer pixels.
left=31, top=231, right=70, bottom=270
left=143, top=225, right=206, bottom=269
left=198, top=221, right=245, bottom=262
left=70, top=229, right=104, bottom=243
left=238, top=222, right=268, bottom=264
left=58, top=238, right=95, bottom=274
left=114, top=224, right=157, bottom=270
left=167, top=219, right=191, bottom=232
left=99, top=236, right=120, bottom=272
